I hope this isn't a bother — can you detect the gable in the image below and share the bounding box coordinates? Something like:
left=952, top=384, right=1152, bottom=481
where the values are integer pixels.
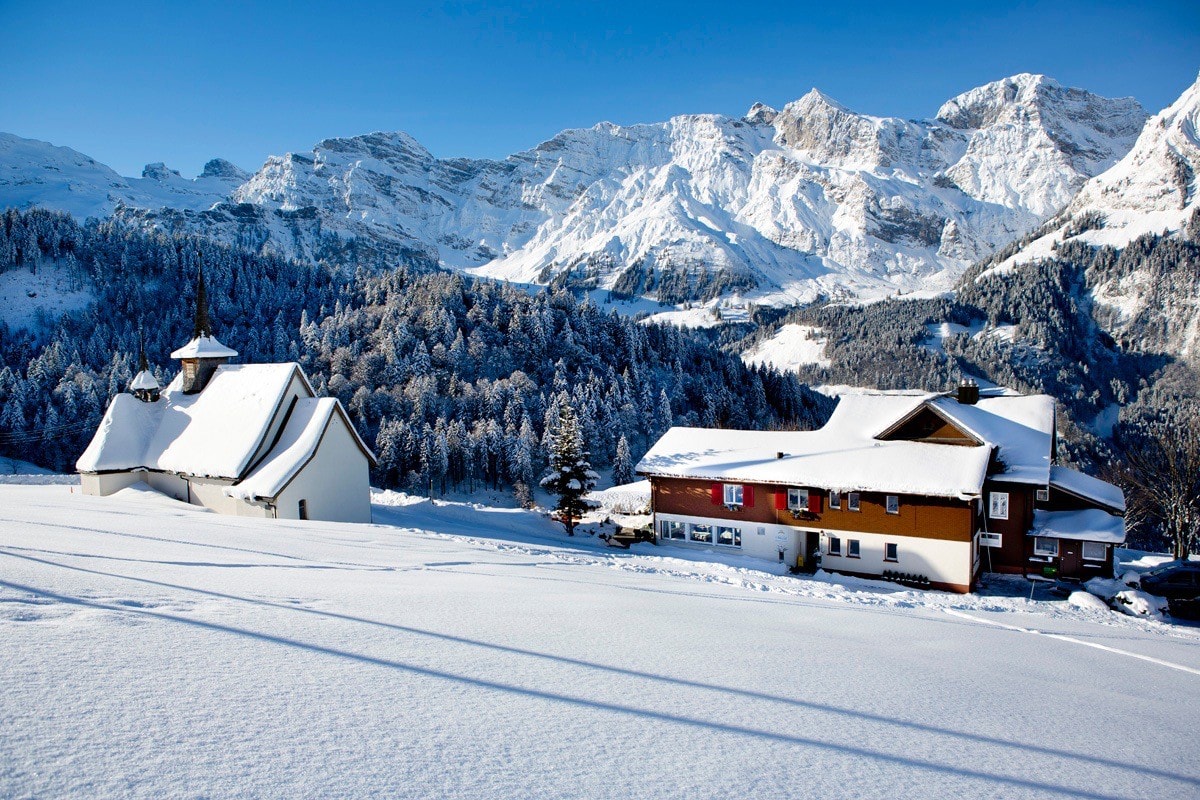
left=876, top=405, right=982, bottom=446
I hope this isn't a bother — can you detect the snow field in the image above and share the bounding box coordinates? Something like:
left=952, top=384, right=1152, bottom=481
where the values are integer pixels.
left=1, top=484, right=1198, bottom=799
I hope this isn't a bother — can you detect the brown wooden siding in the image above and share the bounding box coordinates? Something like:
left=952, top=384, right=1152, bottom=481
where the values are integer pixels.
left=980, top=481, right=1035, bottom=571
left=652, top=477, right=974, bottom=542
left=879, top=407, right=979, bottom=446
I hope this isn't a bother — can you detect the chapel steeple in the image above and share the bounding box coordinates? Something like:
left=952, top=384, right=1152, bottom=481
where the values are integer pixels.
left=170, top=264, right=237, bottom=394
left=129, top=325, right=161, bottom=402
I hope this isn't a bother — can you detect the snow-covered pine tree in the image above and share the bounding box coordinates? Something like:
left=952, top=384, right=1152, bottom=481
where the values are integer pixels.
left=539, top=404, right=598, bottom=536
left=612, top=435, right=634, bottom=486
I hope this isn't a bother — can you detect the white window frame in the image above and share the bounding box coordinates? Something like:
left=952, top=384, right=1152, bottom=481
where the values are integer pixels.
left=1033, top=537, right=1059, bottom=557
left=663, top=520, right=687, bottom=540
left=884, top=542, right=898, bottom=562
left=723, top=483, right=743, bottom=507
left=980, top=532, right=1003, bottom=548
left=716, top=525, right=741, bottom=548
left=989, top=491, right=1009, bottom=520
left=829, top=491, right=841, bottom=509
left=787, top=487, right=809, bottom=511
left=1082, top=541, right=1107, bottom=561
left=690, top=523, right=714, bottom=544
left=827, top=536, right=841, bottom=556
left=847, top=539, right=861, bottom=559
left=886, top=495, right=899, bottom=515
left=1036, top=488, right=1050, bottom=502
left=847, top=492, right=861, bottom=512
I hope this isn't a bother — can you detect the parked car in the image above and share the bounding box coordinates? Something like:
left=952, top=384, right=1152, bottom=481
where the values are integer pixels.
left=1138, top=562, right=1200, bottom=620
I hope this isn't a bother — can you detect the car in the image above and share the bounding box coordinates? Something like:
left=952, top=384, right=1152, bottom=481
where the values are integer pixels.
left=1138, top=562, right=1200, bottom=619
left=1139, top=561, right=1200, bottom=599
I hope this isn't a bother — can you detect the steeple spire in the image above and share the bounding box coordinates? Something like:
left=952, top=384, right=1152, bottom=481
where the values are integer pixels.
left=130, top=322, right=161, bottom=402
left=137, top=324, right=149, bottom=373
left=192, top=263, right=212, bottom=340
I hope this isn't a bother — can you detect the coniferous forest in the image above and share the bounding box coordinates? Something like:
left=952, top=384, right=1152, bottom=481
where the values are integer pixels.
left=0, top=209, right=832, bottom=497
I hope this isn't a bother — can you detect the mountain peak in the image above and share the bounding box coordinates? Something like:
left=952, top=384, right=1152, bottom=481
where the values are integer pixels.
left=141, top=162, right=181, bottom=181
left=200, top=158, right=249, bottom=181
left=744, top=102, right=778, bottom=125
left=795, top=88, right=854, bottom=115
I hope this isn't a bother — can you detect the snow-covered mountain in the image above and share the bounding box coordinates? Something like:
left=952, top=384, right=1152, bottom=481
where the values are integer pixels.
left=1, top=74, right=1146, bottom=304
left=0, top=133, right=246, bottom=220
left=981, top=73, right=1200, bottom=362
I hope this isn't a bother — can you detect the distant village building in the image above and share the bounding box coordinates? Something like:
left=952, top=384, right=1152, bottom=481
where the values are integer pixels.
left=636, top=384, right=1125, bottom=592
left=76, top=270, right=376, bottom=523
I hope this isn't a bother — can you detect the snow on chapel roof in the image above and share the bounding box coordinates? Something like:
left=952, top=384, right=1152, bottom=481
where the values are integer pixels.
left=129, top=370, right=160, bottom=391
left=636, top=390, right=1055, bottom=500
left=226, top=397, right=375, bottom=502
left=169, top=336, right=239, bottom=359
left=78, top=363, right=310, bottom=479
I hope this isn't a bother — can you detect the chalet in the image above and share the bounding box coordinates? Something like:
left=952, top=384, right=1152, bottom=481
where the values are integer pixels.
left=76, top=273, right=376, bottom=523
left=636, top=384, right=1125, bottom=592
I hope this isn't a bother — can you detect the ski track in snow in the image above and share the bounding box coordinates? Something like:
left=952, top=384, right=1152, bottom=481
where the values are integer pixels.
left=2, top=483, right=1198, bottom=800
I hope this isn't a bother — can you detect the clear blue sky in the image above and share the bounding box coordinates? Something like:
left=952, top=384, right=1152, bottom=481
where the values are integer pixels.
left=1, top=1, right=1196, bottom=177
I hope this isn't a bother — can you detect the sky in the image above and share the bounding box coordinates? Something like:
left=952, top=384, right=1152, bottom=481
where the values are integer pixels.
left=0, top=0, right=1196, bottom=177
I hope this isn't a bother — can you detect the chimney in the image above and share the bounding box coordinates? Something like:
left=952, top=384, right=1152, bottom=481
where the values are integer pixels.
left=776, top=452, right=785, bottom=460
left=956, top=379, right=979, bottom=405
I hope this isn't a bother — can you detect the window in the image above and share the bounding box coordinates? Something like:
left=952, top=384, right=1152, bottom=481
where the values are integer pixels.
left=886, top=495, right=899, bottom=515
left=1082, top=541, right=1107, bottom=561
left=829, top=491, right=841, bottom=509
left=1036, top=488, right=1050, bottom=502
left=827, top=536, right=841, bottom=556
left=884, top=542, right=898, bottom=562
left=980, top=532, right=1003, bottom=548
left=298, top=499, right=309, bottom=520
left=690, top=523, right=713, bottom=544
left=989, top=492, right=1009, bottom=520
left=723, top=483, right=743, bottom=506
left=847, top=492, right=860, bottom=511
left=716, top=526, right=741, bottom=548
left=1033, top=537, right=1059, bottom=557
left=847, top=539, right=861, bottom=558
left=787, top=487, right=809, bottom=510
left=663, top=520, right=687, bottom=540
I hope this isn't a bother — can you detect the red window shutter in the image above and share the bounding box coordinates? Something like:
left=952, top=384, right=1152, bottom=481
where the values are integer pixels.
left=711, top=483, right=722, bottom=504
left=774, top=491, right=788, bottom=510
left=743, top=485, right=754, bottom=507
left=808, top=493, right=822, bottom=514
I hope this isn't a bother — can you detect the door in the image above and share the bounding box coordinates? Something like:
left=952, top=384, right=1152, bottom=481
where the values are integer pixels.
left=1059, top=541, right=1082, bottom=579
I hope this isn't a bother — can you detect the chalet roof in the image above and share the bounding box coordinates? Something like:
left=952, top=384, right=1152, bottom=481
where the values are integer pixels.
left=226, top=398, right=376, bottom=503
left=170, top=336, right=238, bottom=359
left=1049, top=465, right=1126, bottom=513
left=1031, top=508, right=1126, bottom=544
left=636, top=390, right=1056, bottom=500
left=78, top=363, right=312, bottom=479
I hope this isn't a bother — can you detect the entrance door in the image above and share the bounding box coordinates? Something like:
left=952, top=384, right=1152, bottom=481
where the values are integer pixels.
left=1059, top=541, right=1082, bottom=579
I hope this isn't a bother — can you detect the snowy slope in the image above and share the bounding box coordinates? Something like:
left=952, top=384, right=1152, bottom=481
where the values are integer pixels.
left=2, top=483, right=1198, bottom=799
left=0, top=133, right=244, bottom=219
left=994, top=72, right=1200, bottom=268
left=1, top=74, right=1145, bottom=305
left=981, top=73, right=1200, bottom=362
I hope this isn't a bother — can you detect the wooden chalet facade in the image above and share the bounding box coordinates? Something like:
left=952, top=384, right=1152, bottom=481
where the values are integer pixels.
left=637, top=386, right=1126, bottom=593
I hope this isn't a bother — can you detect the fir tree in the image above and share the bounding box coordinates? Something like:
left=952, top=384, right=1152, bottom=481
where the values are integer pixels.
left=612, top=435, right=634, bottom=486
left=539, top=404, right=598, bottom=536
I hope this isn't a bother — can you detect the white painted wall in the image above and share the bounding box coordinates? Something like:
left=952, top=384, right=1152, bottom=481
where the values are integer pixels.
left=145, top=472, right=189, bottom=503
left=654, top=511, right=974, bottom=589
left=80, top=471, right=141, bottom=496
left=820, top=529, right=973, bottom=589
left=274, top=414, right=372, bottom=524
left=655, top=512, right=804, bottom=567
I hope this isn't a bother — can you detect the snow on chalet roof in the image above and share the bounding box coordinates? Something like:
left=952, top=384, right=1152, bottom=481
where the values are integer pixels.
left=636, top=390, right=1056, bottom=500
left=1050, top=465, right=1126, bottom=513
left=226, top=398, right=374, bottom=502
left=169, top=336, right=238, bottom=359
left=637, top=393, right=989, bottom=499
left=1032, top=508, right=1125, bottom=544
left=926, top=393, right=1055, bottom=485
left=77, top=363, right=309, bottom=479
